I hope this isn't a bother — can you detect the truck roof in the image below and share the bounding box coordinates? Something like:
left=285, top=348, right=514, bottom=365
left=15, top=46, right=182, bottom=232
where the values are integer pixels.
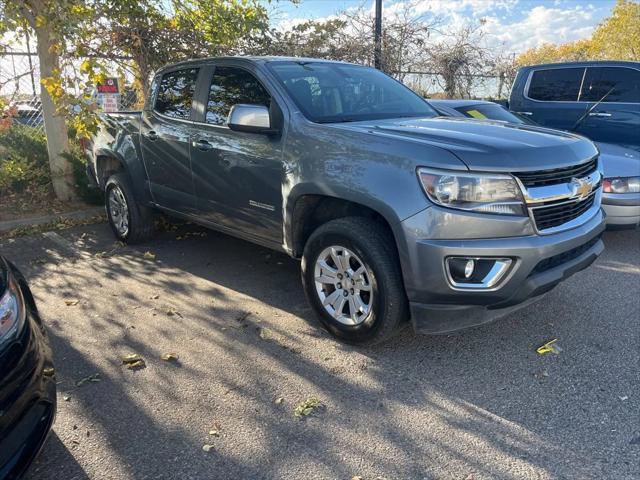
left=517, top=60, right=640, bottom=71
left=155, top=56, right=360, bottom=74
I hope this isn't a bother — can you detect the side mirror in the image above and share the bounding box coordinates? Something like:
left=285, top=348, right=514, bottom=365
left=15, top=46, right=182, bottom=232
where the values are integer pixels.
left=228, top=104, right=278, bottom=135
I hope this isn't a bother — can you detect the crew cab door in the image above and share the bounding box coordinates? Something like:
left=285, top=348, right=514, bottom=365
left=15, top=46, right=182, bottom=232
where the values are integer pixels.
left=576, top=66, right=640, bottom=150
left=189, top=63, right=284, bottom=243
left=140, top=67, right=199, bottom=213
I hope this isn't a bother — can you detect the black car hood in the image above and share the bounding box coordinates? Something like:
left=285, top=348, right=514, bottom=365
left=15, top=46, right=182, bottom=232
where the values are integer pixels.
left=332, top=116, right=599, bottom=172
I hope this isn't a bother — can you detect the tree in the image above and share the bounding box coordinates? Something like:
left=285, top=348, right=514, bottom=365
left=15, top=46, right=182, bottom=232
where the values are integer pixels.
left=0, top=0, right=84, bottom=200
left=590, top=0, right=639, bottom=60
left=425, top=22, right=491, bottom=98
left=79, top=0, right=269, bottom=103
left=517, top=0, right=639, bottom=66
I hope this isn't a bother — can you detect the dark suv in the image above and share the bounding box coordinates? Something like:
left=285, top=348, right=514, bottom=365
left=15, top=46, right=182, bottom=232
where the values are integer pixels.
left=509, top=61, right=640, bottom=151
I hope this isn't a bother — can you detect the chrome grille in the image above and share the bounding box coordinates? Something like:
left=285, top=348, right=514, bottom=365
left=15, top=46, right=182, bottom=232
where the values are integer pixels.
left=530, top=190, right=598, bottom=231
left=514, top=157, right=598, bottom=187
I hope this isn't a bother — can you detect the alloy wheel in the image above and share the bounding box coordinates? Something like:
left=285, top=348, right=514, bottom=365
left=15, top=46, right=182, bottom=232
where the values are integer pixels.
left=108, top=185, right=129, bottom=237
left=314, top=246, right=373, bottom=326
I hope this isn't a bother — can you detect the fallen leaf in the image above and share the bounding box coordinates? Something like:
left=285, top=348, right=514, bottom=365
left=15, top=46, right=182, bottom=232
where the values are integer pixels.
left=208, top=429, right=220, bottom=437
left=63, top=395, right=71, bottom=401
left=161, top=353, right=179, bottom=362
left=64, top=299, right=79, bottom=306
left=202, top=444, right=214, bottom=452
left=143, top=251, right=156, bottom=260
left=75, top=373, right=101, bottom=387
left=294, top=397, right=323, bottom=418
left=122, top=354, right=146, bottom=369
left=536, top=338, right=562, bottom=355
left=122, top=353, right=143, bottom=363
left=620, top=396, right=629, bottom=401
left=126, top=360, right=146, bottom=370
left=166, top=307, right=182, bottom=317
left=275, top=397, right=284, bottom=405
left=150, top=294, right=160, bottom=300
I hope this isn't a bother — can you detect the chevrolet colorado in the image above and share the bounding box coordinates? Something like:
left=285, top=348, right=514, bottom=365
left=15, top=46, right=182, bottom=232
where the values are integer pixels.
left=89, top=57, right=605, bottom=344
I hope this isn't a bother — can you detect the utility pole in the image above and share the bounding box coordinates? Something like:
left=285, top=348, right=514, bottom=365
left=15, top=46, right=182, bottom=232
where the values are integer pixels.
left=374, top=0, right=382, bottom=70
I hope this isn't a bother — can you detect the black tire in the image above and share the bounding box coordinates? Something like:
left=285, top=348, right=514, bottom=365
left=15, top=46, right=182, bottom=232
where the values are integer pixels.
left=301, top=217, right=409, bottom=345
left=105, top=172, right=155, bottom=244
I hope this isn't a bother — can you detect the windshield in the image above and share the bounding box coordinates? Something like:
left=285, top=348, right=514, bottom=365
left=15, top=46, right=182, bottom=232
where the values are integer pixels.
left=453, top=104, right=533, bottom=124
left=268, top=61, right=437, bottom=123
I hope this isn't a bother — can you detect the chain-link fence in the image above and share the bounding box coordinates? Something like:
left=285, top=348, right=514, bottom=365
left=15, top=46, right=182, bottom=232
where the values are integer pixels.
left=401, top=71, right=514, bottom=100
left=1, top=48, right=44, bottom=133
left=1, top=44, right=138, bottom=135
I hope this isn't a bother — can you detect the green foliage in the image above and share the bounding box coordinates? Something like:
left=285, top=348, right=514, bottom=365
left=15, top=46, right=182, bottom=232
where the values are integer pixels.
left=62, top=144, right=103, bottom=204
left=0, top=125, right=51, bottom=196
left=0, top=124, right=101, bottom=204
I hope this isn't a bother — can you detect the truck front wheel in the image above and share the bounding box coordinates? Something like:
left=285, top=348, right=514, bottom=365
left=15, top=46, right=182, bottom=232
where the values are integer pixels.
left=301, top=217, right=408, bottom=345
left=105, top=173, right=155, bottom=244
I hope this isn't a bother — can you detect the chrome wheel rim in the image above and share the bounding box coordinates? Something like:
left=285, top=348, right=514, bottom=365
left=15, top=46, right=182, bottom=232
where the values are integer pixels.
left=108, top=186, right=129, bottom=237
left=314, top=246, right=373, bottom=326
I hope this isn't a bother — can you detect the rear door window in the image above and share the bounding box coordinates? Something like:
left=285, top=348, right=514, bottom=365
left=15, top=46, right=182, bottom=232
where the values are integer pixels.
left=154, top=68, right=199, bottom=119
left=580, top=67, right=640, bottom=103
left=527, top=68, right=584, bottom=101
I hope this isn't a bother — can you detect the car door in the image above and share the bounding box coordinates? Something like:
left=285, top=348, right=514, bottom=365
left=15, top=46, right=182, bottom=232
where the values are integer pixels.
left=519, top=66, right=586, bottom=131
left=189, top=63, right=284, bottom=243
left=140, top=67, right=199, bottom=213
left=576, top=66, right=640, bottom=150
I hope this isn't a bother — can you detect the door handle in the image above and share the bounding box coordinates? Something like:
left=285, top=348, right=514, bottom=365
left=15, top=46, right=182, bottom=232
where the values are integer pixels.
left=192, top=139, right=213, bottom=151
left=516, top=111, right=533, bottom=116
left=146, top=130, right=159, bottom=141
left=588, top=112, right=612, bottom=117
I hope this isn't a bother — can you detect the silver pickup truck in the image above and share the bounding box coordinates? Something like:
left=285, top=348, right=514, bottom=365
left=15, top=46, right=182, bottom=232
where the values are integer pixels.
left=89, top=56, right=605, bottom=344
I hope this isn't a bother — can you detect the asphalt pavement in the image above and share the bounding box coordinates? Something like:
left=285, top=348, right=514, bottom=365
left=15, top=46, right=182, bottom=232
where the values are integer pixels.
left=1, top=221, right=638, bottom=480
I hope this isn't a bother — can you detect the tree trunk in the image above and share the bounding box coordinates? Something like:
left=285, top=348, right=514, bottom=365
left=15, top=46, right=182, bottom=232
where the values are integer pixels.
left=34, top=23, right=75, bottom=201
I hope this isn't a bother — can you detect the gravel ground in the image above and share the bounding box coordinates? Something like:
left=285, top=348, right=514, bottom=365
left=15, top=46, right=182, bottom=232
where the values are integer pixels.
left=1, top=222, right=638, bottom=480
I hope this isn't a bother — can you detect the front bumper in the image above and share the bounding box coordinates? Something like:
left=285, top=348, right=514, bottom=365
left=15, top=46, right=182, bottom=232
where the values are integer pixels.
left=602, top=192, right=640, bottom=228
left=399, top=207, right=605, bottom=334
left=0, top=278, right=56, bottom=479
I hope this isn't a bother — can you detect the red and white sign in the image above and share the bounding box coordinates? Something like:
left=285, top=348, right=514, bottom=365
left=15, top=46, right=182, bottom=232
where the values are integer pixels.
left=96, top=78, right=119, bottom=94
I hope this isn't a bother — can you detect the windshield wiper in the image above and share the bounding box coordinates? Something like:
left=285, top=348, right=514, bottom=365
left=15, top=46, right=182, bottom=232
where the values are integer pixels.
left=572, top=86, right=615, bottom=131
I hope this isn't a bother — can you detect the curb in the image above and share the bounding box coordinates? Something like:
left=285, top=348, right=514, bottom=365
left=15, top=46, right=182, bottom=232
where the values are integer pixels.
left=0, top=207, right=105, bottom=233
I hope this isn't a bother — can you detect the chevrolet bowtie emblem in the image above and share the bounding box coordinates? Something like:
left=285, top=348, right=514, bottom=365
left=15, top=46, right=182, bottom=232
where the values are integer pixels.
left=571, top=176, right=594, bottom=200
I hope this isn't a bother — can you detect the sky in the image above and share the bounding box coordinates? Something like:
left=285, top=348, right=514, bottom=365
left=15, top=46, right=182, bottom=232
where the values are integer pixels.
left=266, top=0, right=617, bottom=54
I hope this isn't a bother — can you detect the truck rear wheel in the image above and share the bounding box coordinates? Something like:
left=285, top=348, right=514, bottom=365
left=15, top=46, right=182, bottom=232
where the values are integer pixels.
left=301, top=217, right=408, bottom=345
left=105, top=173, right=155, bottom=244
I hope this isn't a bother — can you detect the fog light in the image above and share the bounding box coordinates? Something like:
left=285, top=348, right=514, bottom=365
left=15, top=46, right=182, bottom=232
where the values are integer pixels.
left=464, top=259, right=475, bottom=278
left=446, top=257, right=513, bottom=289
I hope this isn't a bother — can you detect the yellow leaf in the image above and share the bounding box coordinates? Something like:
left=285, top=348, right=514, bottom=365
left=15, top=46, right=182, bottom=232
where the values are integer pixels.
left=143, top=251, right=156, bottom=260
left=80, top=60, right=92, bottom=74
left=536, top=338, right=561, bottom=355
left=35, top=15, right=47, bottom=28
left=64, top=299, right=79, bottom=306
left=161, top=353, right=179, bottom=361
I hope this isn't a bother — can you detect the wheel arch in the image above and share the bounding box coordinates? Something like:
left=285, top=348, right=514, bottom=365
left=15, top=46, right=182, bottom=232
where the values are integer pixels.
left=94, top=148, right=152, bottom=205
left=285, top=185, right=404, bottom=260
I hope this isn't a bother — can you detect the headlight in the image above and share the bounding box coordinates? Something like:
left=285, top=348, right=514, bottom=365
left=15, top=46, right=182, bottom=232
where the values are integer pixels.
left=417, top=168, right=526, bottom=215
left=0, top=276, right=25, bottom=346
left=603, top=177, right=640, bottom=194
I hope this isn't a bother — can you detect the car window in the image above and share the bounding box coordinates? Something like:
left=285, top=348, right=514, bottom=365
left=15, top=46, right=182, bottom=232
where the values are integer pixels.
left=527, top=67, right=584, bottom=102
left=206, top=66, right=271, bottom=125
left=154, top=68, right=199, bottom=119
left=268, top=61, right=436, bottom=123
left=580, top=67, right=640, bottom=103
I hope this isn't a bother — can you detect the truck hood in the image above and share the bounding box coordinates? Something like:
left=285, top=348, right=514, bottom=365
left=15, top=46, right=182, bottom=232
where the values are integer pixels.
left=331, top=116, right=599, bottom=172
